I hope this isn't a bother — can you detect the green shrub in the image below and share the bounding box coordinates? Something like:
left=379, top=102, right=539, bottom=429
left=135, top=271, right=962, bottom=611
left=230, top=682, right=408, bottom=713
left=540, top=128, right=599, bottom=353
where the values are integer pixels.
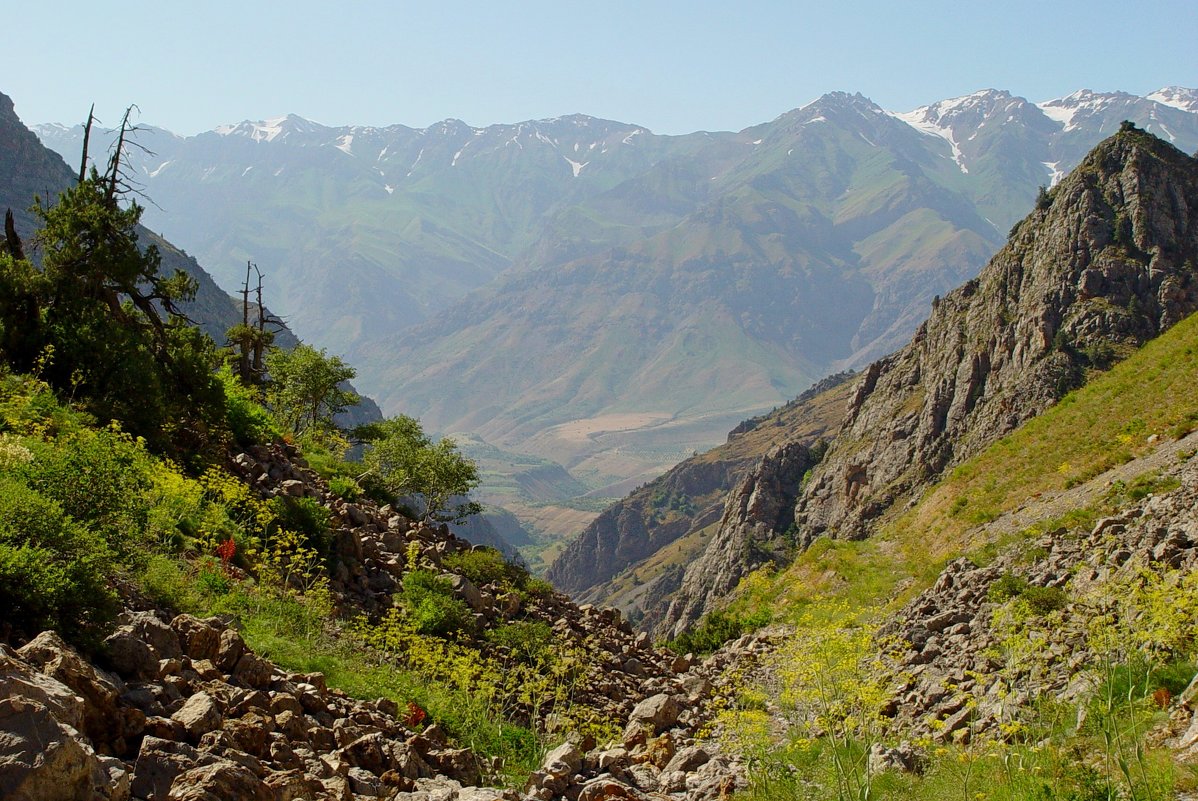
left=401, top=570, right=469, bottom=635
left=269, top=495, right=333, bottom=560
left=485, top=621, right=554, bottom=664
left=443, top=548, right=522, bottom=589
left=666, top=608, right=771, bottom=655
left=0, top=477, right=117, bottom=643
left=988, top=573, right=1029, bottom=603
left=20, top=427, right=152, bottom=561
left=1023, top=585, right=1068, bottom=615
left=216, top=365, right=279, bottom=446
left=328, top=475, right=361, bottom=500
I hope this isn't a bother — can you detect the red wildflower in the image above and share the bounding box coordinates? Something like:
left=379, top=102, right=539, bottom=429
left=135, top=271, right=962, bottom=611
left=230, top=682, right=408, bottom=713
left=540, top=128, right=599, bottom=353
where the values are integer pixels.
left=404, top=701, right=426, bottom=728
left=216, top=538, right=237, bottom=565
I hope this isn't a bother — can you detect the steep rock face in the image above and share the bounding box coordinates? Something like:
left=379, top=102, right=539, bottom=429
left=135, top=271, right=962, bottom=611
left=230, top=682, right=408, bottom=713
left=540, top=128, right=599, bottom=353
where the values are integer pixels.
left=657, top=128, right=1198, bottom=635
left=548, top=372, right=853, bottom=606
left=656, top=441, right=822, bottom=636
left=797, top=128, right=1198, bottom=544
left=547, top=457, right=747, bottom=595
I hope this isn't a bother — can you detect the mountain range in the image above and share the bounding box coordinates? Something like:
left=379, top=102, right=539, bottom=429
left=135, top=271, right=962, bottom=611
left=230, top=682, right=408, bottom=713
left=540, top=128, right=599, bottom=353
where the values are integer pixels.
left=553, top=124, right=1198, bottom=633
left=34, top=87, right=1198, bottom=546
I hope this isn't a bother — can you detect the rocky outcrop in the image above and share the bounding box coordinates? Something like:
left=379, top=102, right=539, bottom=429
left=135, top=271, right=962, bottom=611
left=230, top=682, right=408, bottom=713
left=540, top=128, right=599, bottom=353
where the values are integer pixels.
left=549, top=372, right=853, bottom=621
left=886, top=444, right=1198, bottom=741
left=652, top=128, right=1198, bottom=636
left=548, top=458, right=746, bottom=596
left=795, top=128, right=1198, bottom=545
left=654, top=441, right=823, bottom=636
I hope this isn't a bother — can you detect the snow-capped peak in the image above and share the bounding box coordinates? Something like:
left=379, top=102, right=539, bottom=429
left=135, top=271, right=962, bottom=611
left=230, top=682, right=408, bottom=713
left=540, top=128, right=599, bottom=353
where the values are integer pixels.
left=1147, top=86, right=1198, bottom=114
left=214, top=114, right=321, bottom=143
left=1035, top=89, right=1134, bottom=131
left=889, top=90, right=1015, bottom=174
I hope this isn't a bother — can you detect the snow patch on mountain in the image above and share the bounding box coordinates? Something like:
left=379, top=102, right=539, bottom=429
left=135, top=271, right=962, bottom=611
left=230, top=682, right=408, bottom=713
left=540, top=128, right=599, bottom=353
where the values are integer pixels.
left=892, top=105, right=970, bottom=174
left=215, top=116, right=290, bottom=143
left=1037, top=90, right=1129, bottom=132
left=1148, top=87, right=1198, bottom=114
left=1042, top=161, right=1065, bottom=187
left=563, top=156, right=588, bottom=177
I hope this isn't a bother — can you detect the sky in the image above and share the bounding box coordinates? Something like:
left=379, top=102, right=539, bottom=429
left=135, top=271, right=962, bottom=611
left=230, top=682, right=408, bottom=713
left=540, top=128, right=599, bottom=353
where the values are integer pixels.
left=4, top=0, right=1195, bottom=135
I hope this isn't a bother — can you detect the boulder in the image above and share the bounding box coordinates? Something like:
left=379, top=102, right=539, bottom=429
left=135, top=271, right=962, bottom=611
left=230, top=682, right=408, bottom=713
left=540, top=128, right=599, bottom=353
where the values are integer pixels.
left=171, top=692, right=223, bottom=740
left=0, top=691, right=106, bottom=801
left=627, top=693, right=682, bottom=734
left=166, top=759, right=270, bottom=801
left=17, top=631, right=127, bottom=748
left=171, top=616, right=222, bottom=663
left=130, top=736, right=216, bottom=801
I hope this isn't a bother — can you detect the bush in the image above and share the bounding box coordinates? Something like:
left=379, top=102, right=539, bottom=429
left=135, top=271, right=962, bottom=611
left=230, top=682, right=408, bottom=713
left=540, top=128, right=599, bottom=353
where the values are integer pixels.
left=328, top=475, right=361, bottom=501
left=443, top=548, right=522, bottom=589
left=20, top=427, right=152, bottom=560
left=988, top=573, right=1029, bottom=603
left=216, top=365, right=279, bottom=446
left=1023, top=585, right=1068, bottom=615
left=269, top=495, right=333, bottom=561
left=0, top=477, right=118, bottom=643
left=401, top=570, right=469, bottom=636
left=485, top=621, right=554, bottom=664
left=667, top=608, right=771, bottom=655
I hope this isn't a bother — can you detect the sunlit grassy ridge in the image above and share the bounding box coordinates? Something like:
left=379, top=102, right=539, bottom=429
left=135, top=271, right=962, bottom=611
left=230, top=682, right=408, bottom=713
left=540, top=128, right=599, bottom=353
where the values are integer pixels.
left=738, top=310, right=1198, bottom=618
left=710, top=311, right=1198, bottom=801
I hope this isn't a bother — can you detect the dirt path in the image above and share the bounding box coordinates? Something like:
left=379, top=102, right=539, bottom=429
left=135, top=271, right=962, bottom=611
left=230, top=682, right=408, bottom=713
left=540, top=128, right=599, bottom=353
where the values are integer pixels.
left=981, top=429, right=1198, bottom=538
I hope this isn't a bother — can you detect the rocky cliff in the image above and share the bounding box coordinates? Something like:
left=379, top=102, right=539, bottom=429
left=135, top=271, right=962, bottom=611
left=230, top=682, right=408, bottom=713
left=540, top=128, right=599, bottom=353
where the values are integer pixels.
left=655, top=126, right=1198, bottom=634
left=798, top=126, right=1198, bottom=542
left=547, top=373, right=853, bottom=616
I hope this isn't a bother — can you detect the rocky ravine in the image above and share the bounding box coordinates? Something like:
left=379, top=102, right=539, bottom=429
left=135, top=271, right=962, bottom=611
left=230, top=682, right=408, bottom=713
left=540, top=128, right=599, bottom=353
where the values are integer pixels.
left=654, top=127, right=1198, bottom=636
left=0, top=441, right=765, bottom=801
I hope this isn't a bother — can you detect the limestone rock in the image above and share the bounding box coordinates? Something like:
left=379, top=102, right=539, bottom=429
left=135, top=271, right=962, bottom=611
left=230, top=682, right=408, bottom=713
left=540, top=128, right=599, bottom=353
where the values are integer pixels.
left=628, top=693, right=682, bottom=734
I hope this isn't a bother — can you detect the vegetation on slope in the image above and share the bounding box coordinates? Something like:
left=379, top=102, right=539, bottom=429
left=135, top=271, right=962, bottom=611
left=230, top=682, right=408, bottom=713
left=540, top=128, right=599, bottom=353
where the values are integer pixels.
left=0, top=157, right=592, bottom=785
left=691, top=310, right=1198, bottom=800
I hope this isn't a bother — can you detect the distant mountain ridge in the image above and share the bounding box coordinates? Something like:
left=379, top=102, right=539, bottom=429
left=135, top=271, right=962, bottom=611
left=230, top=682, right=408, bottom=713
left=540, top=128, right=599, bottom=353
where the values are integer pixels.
left=33, top=87, right=1198, bottom=541
left=0, top=90, right=383, bottom=430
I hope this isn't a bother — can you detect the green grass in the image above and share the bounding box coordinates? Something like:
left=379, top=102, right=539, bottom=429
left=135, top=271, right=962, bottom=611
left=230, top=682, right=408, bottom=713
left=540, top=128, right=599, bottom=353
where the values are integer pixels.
left=891, top=311, right=1198, bottom=560
left=166, top=577, right=545, bottom=786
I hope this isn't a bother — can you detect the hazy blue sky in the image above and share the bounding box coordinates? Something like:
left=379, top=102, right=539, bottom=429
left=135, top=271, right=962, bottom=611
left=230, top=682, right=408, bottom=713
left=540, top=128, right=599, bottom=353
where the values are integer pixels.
left=5, top=0, right=1194, bottom=134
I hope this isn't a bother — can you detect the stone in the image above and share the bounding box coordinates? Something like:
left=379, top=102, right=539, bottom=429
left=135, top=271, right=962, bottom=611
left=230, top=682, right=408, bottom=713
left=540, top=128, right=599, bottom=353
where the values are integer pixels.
left=214, top=628, right=245, bottom=672
left=130, top=737, right=215, bottom=801
left=232, top=652, right=273, bottom=689
left=0, top=691, right=104, bottom=801
left=541, top=740, right=583, bottom=776
left=868, top=742, right=927, bottom=775
left=662, top=745, right=710, bottom=774
left=171, top=615, right=222, bottom=662
left=17, top=631, right=128, bottom=748
left=171, top=692, right=223, bottom=739
left=627, top=693, right=682, bottom=734
left=104, top=627, right=160, bottom=681
left=447, top=573, right=486, bottom=611
left=166, top=759, right=270, bottom=801
left=577, top=776, right=645, bottom=800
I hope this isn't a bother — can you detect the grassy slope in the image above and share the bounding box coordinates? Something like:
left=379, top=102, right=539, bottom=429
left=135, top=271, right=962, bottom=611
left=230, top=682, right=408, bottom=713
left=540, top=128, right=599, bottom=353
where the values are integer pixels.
left=742, top=309, right=1198, bottom=618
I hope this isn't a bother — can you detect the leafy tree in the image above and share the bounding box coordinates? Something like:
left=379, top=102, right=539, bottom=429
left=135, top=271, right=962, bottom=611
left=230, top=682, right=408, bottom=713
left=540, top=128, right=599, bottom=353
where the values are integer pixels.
left=0, top=163, right=225, bottom=452
left=361, top=415, right=481, bottom=522
left=264, top=344, right=358, bottom=435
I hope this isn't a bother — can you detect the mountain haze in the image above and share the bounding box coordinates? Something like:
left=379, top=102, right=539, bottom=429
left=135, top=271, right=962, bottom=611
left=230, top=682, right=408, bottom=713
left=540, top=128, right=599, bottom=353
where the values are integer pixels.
left=34, top=88, right=1198, bottom=534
